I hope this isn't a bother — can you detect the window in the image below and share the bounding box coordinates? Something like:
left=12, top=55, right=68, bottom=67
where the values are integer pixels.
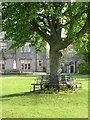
left=39, top=60, right=42, bottom=66
left=2, top=49, right=3, bottom=53
left=70, top=65, right=74, bottom=73
left=2, top=48, right=7, bottom=53
left=20, top=60, right=31, bottom=70
left=25, top=64, right=27, bottom=69
left=21, top=64, right=30, bottom=70
left=4, top=49, right=7, bottom=52
left=28, top=64, right=30, bottom=69
left=0, top=42, right=7, bottom=53
left=2, top=64, right=5, bottom=70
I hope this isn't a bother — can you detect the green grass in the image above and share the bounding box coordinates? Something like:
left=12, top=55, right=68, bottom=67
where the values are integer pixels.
left=0, top=74, right=88, bottom=118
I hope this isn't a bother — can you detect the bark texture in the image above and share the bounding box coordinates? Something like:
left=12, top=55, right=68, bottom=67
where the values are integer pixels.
left=49, top=45, right=62, bottom=84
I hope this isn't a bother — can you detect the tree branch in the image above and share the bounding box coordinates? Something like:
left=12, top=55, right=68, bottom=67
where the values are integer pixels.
left=37, top=16, right=50, bottom=29
left=51, top=37, right=71, bottom=52
left=76, top=15, right=88, bottom=38
left=59, top=37, right=72, bottom=50
left=62, top=3, right=88, bottom=31
left=31, top=19, right=51, bottom=44
left=62, top=3, right=77, bottom=16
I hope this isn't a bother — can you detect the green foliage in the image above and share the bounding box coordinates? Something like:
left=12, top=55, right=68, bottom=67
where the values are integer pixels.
left=2, top=2, right=90, bottom=76
left=2, top=3, right=45, bottom=50
left=73, top=33, right=88, bottom=55
left=2, top=2, right=89, bottom=50
left=78, top=62, right=89, bottom=74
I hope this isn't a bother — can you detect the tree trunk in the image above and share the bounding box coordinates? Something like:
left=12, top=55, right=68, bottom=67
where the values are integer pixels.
left=49, top=46, right=62, bottom=85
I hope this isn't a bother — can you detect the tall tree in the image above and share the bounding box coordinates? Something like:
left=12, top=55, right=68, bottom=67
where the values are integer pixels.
left=2, top=2, right=89, bottom=84
left=87, top=2, right=90, bottom=74
left=72, top=2, right=90, bottom=74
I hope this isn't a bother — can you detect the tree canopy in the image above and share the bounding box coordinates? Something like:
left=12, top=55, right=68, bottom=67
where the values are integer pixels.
left=2, top=2, right=89, bottom=48
left=2, top=2, right=90, bottom=83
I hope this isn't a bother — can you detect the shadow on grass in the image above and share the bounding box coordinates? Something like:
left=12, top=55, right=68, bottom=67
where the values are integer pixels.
left=0, top=98, right=10, bottom=101
left=0, top=85, right=81, bottom=101
left=0, top=90, right=53, bottom=100
left=0, top=91, right=36, bottom=98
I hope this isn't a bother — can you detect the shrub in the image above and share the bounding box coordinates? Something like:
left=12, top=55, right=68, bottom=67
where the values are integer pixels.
left=78, top=62, right=89, bottom=74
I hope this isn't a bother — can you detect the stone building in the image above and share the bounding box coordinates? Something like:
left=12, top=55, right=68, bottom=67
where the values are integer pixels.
left=0, top=32, right=47, bottom=74
left=59, top=45, right=81, bottom=74
left=0, top=32, right=81, bottom=74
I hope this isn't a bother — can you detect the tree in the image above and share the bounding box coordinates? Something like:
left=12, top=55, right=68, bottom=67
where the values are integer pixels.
left=2, top=2, right=89, bottom=84
left=72, top=2, right=90, bottom=74
left=0, top=2, right=2, bottom=32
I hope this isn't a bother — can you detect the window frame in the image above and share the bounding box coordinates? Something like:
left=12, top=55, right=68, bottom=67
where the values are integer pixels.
left=2, top=64, right=5, bottom=70
left=39, top=60, right=42, bottom=67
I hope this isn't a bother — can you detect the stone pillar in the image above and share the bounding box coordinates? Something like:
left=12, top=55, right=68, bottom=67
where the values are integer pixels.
left=15, top=49, right=21, bottom=72
left=73, top=61, right=76, bottom=73
left=68, top=66, right=71, bottom=74
left=46, top=58, right=50, bottom=74
left=46, top=43, right=50, bottom=74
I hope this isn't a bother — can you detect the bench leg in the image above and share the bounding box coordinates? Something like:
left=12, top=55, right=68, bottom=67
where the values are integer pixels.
left=40, top=84, right=43, bottom=91
left=44, top=85, right=50, bottom=92
left=57, top=85, right=60, bottom=92
left=33, top=85, right=35, bottom=92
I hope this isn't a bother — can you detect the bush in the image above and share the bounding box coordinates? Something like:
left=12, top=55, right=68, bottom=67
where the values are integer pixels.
left=78, top=62, right=89, bottom=74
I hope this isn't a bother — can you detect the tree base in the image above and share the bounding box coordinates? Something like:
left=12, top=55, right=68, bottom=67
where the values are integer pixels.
left=49, top=75, right=59, bottom=85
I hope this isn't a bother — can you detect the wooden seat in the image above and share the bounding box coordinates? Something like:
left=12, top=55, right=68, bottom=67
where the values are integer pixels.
left=31, top=74, right=82, bottom=92
left=31, top=75, right=50, bottom=91
left=61, top=74, right=82, bottom=88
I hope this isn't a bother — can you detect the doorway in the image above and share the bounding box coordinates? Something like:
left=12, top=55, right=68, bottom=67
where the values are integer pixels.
left=70, top=65, right=74, bottom=73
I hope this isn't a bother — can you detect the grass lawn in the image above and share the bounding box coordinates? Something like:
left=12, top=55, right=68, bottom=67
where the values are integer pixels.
left=0, top=74, right=88, bottom=118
